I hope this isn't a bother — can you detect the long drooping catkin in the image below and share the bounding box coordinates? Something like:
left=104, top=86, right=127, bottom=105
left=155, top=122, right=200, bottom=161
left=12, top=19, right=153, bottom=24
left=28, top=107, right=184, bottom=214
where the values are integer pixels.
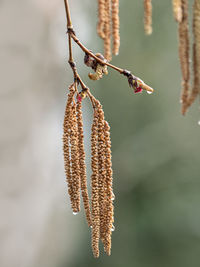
left=76, top=101, right=92, bottom=226
left=102, top=120, right=114, bottom=256
left=97, top=0, right=106, bottom=39
left=91, top=109, right=100, bottom=258
left=187, top=0, right=200, bottom=107
left=144, top=0, right=152, bottom=35
left=96, top=102, right=107, bottom=242
left=172, top=0, right=182, bottom=22
left=104, top=0, right=112, bottom=61
left=178, top=0, right=190, bottom=115
left=111, top=0, right=120, bottom=55
left=63, top=84, right=80, bottom=213
left=63, top=85, right=75, bottom=210
left=70, top=102, right=81, bottom=212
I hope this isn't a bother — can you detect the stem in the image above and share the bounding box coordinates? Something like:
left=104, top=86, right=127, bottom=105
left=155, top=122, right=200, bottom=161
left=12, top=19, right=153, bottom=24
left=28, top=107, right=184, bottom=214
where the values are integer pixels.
left=64, top=0, right=154, bottom=93
left=70, top=33, right=123, bottom=73
left=64, top=0, right=72, bottom=28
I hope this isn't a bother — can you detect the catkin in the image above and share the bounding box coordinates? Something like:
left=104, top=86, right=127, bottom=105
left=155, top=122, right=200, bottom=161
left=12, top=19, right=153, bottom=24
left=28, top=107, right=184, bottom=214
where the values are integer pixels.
left=187, top=0, right=200, bottom=107
left=91, top=109, right=100, bottom=258
left=97, top=0, right=106, bottom=39
left=96, top=102, right=107, bottom=243
left=102, top=120, right=114, bottom=256
left=76, top=101, right=92, bottom=226
left=63, top=85, right=75, bottom=210
left=104, top=0, right=112, bottom=61
left=63, top=84, right=80, bottom=213
left=112, top=0, right=120, bottom=55
left=178, top=0, right=190, bottom=115
left=70, top=102, right=81, bottom=212
left=172, top=0, right=183, bottom=22
left=144, top=0, right=152, bottom=35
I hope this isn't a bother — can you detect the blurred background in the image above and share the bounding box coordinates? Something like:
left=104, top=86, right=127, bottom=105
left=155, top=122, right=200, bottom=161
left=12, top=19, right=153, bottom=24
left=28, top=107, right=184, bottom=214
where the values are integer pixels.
left=1, top=0, right=200, bottom=267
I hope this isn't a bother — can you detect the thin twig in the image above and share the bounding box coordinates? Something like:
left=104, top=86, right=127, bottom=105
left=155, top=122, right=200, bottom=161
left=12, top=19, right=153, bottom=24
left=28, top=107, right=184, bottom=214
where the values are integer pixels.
left=64, top=0, right=154, bottom=93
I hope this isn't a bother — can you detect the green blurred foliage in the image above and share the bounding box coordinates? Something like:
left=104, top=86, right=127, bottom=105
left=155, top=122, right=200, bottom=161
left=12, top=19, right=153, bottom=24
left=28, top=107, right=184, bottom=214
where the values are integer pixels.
left=64, top=1, right=200, bottom=267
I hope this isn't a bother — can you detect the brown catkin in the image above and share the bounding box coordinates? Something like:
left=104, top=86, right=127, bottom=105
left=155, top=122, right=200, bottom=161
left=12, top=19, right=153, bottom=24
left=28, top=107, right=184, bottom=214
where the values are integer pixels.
left=104, top=0, right=112, bottom=61
left=76, top=101, right=92, bottom=226
left=96, top=102, right=107, bottom=243
left=178, top=0, right=190, bottom=115
left=102, top=120, right=114, bottom=256
left=97, top=0, right=106, bottom=39
left=172, top=0, right=183, bottom=22
left=63, top=85, right=75, bottom=210
left=91, top=110, right=100, bottom=258
left=144, top=0, right=152, bottom=35
left=70, top=101, right=81, bottom=212
left=111, top=0, right=120, bottom=55
left=187, top=0, right=200, bottom=107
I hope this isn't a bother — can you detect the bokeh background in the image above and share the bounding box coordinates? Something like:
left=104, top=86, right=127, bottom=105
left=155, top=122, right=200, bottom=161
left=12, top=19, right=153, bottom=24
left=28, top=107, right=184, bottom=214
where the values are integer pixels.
left=1, top=1, right=200, bottom=267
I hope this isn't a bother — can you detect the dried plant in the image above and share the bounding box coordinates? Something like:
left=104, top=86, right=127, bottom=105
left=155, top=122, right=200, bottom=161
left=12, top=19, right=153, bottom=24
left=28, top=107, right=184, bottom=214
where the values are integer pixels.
left=63, top=0, right=153, bottom=258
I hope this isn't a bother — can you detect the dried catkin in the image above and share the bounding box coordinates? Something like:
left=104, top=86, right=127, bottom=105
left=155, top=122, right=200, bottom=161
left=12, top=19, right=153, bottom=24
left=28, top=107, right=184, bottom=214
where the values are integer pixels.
left=63, top=84, right=80, bottom=213
left=70, top=101, right=81, bottom=212
left=76, top=101, right=92, bottom=226
left=178, top=0, right=190, bottom=115
left=63, top=84, right=75, bottom=210
left=91, top=109, right=100, bottom=258
left=104, top=0, right=112, bottom=61
left=172, top=0, right=183, bottom=22
left=187, top=0, right=200, bottom=107
left=144, top=0, right=152, bottom=35
left=111, top=0, right=120, bottom=55
left=102, top=120, right=114, bottom=256
left=96, top=102, right=107, bottom=243
left=97, top=0, right=106, bottom=39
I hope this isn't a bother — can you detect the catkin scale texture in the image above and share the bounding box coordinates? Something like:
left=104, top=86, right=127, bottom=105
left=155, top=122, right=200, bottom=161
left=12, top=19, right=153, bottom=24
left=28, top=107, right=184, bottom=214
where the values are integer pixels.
left=77, top=101, right=92, bottom=226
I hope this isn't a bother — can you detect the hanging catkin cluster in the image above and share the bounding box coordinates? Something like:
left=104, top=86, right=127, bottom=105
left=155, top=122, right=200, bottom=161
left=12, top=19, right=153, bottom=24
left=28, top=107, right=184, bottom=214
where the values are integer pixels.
left=63, top=84, right=114, bottom=257
left=97, top=0, right=120, bottom=61
left=143, top=0, right=200, bottom=114
left=172, top=0, right=200, bottom=114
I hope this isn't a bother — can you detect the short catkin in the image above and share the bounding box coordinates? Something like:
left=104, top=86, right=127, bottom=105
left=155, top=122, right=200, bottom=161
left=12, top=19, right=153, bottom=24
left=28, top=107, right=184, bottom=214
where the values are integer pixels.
left=144, top=0, right=152, bottom=35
